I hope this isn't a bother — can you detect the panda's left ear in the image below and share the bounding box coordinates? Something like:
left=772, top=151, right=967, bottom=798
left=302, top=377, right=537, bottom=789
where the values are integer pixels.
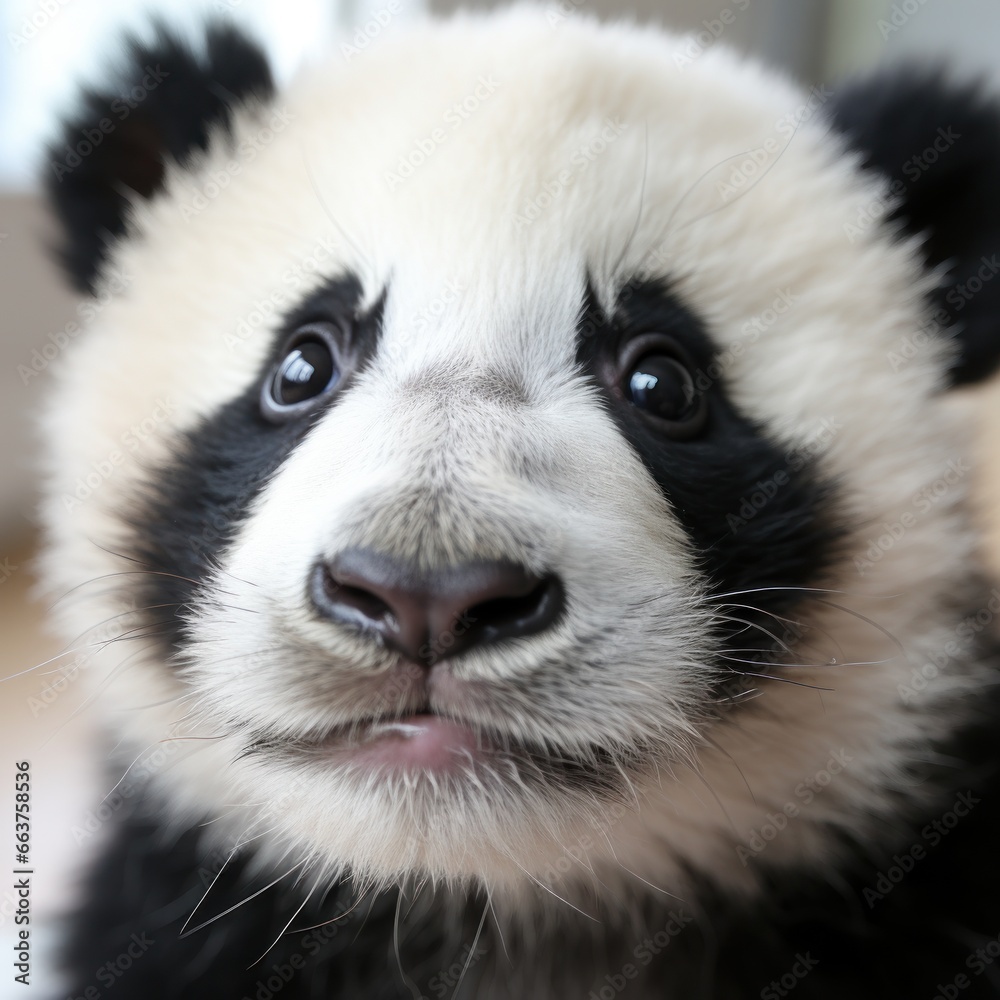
left=828, top=70, right=1000, bottom=386
left=45, top=23, right=274, bottom=295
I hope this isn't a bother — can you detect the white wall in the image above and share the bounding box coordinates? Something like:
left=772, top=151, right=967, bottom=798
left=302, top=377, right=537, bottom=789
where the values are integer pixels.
left=882, top=0, right=1000, bottom=85
left=825, top=0, right=1000, bottom=85
left=429, top=0, right=833, bottom=81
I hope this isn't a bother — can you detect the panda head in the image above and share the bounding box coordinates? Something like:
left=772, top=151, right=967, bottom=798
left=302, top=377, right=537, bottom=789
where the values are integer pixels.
left=39, top=10, right=1000, bottom=901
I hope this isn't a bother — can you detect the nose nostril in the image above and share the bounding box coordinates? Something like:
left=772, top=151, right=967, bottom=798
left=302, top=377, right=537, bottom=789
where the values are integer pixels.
left=331, top=582, right=395, bottom=625
left=467, top=579, right=554, bottom=631
left=314, top=564, right=397, bottom=632
left=461, top=575, right=563, bottom=649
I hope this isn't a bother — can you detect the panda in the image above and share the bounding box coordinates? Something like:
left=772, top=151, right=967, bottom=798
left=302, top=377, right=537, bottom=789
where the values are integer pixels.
left=36, top=6, right=1000, bottom=998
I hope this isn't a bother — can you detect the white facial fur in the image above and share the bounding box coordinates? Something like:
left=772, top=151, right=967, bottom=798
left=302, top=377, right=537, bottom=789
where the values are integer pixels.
left=39, top=8, right=986, bottom=905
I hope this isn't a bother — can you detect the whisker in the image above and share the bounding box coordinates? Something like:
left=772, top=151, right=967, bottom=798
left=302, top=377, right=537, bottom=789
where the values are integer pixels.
left=179, top=838, right=248, bottom=936
left=710, top=602, right=848, bottom=662
left=611, top=119, right=650, bottom=283
left=393, top=886, right=422, bottom=1000
left=37, top=645, right=161, bottom=747
left=485, top=888, right=509, bottom=964
left=708, top=614, right=798, bottom=655
left=300, top=144, right=374, bottom=281
left=290, top=887, right=369, bottom=934
left=702, top=731, right=756, bottom=808
left=507, top=858, right=600, bottom=922
left=249, top=876, right=318, bottom=967
left=713, top=685, right=761, bottom=705
left=451, top=898, right=490, bottom=1000
left=812, top=598, right=906, bottom=658
left=717, top=666, right=834, bottom=692
left=51, top=569, right=203, bottom=608
left=675, top=758, right=738, bottom=833
left=179, top=861, right=306, bottom=939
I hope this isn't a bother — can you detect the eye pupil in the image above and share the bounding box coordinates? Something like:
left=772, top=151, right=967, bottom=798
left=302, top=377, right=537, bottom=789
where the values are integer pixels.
left=627, top=354, right=698, bottom=422
left=272, top=338, right=337, bottom=407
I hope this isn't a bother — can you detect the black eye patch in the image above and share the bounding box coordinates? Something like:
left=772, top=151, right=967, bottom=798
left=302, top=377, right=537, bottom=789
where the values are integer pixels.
left=127, top=274, right=382, bottom=655
left=578, top=278, right=843, bottom=650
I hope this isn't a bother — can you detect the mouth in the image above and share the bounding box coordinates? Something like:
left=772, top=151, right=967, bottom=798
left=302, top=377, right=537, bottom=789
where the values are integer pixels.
left=257, top=711, right=640, bottom=800
left=262, top=710, right=490, bottom=775
left=327, top=712, right=484, bottom=772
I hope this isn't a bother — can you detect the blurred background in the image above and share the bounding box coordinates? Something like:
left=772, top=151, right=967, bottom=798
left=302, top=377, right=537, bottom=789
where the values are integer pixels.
left=2, top=0, right=1000, bottom=994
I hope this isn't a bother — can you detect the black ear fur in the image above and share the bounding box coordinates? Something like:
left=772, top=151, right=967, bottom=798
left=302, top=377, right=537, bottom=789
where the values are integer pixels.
left=828, top=70, right=1000, bottom=385
left=45, top=24, right=274, bottom=294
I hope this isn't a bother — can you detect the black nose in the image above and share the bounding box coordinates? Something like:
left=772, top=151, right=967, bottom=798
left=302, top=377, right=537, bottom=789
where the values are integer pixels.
left=310, top=548, right=564, bottom=664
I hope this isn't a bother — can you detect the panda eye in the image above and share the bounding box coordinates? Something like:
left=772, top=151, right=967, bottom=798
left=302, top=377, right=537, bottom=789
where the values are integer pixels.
left=261, top=323, right=343, bottom=422
left=273, top=339, right=336, bottom=404
left=620, top=335, right=708, bottom=439
left=627, top=355, right=696, bottom=418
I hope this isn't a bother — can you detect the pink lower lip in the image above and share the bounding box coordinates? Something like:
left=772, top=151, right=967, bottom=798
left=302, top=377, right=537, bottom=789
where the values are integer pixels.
left=343, top=714, right=482, bottom=773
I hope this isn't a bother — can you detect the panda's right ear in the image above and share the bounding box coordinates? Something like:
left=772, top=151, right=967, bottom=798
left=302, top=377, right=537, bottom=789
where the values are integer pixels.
left=827, top=69, right=1000, bottom=386
left=44, top=23, right=274, bottom=294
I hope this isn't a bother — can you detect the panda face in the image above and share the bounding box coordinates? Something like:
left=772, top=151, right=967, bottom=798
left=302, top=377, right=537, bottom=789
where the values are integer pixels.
left=40, top=11, right=992, bottom=900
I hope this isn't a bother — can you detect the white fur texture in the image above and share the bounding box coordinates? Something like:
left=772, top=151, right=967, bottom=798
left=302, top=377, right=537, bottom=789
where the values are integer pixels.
left=38, top=7, right=990, bottom=907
